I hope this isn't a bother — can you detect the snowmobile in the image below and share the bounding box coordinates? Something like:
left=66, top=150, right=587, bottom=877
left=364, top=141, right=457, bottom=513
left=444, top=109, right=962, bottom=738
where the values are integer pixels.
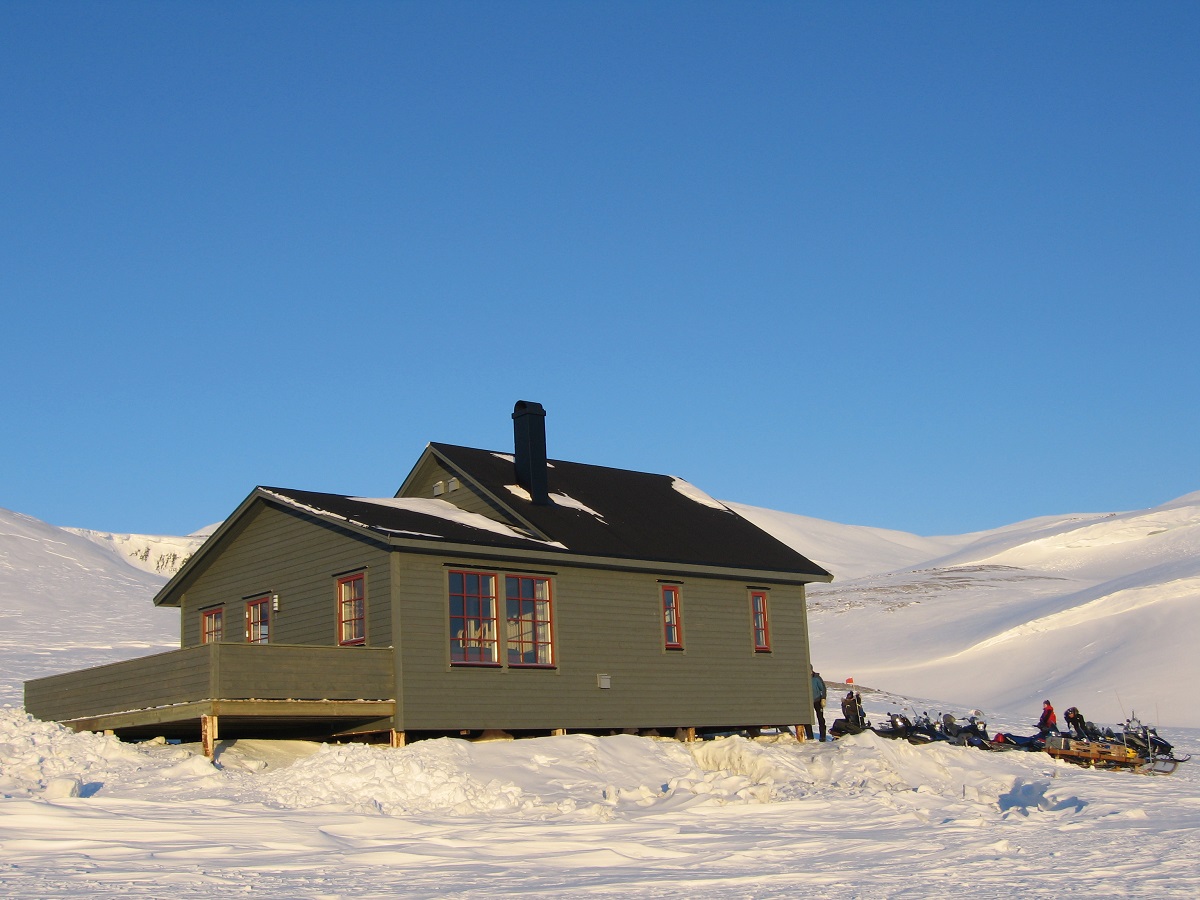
left=938, top=711, right=994, bottom=749
left=991, top=731, right=1047, bottom=752
left=1116, top=713, right=1190, bottom=774
left=830, top=691, right=870, bottom=738
left=871, top=712, right=914, bottom=741
left=1041, top=709, right=1190, bottom=774
left=904, top=711, right=940, bottom=745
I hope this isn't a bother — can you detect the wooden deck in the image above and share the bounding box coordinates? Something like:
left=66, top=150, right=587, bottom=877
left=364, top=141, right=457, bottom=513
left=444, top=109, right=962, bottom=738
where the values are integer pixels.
left=24, top=643, right=396, bottom=744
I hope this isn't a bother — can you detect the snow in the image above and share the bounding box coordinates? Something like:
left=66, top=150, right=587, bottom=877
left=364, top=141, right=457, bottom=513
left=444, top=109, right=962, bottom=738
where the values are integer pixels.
left=3, top=493, right=1200, bottom=895
left=670, top=477, right=732, bottom=511
left=1, top=706, right=1197, bottom=896
left=350, top=495, right=543, bottom=541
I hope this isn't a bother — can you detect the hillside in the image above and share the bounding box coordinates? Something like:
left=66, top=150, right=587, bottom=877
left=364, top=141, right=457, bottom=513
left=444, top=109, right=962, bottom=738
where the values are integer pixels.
left=4, top=492, right=1199, bottom=726
left=736, top=491, right=1200, bottom=726
left=0, top=509, right=205, bottom=702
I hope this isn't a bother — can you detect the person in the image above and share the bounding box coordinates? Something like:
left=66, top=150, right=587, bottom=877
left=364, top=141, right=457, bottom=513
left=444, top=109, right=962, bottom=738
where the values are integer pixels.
left=810, top=666, right=827, bottom=742
left=1037, top=700, right=1058, bottom=737
left=842, top=691, right=865, bottom=731
left=1063, top=706, right=1088, bottom=740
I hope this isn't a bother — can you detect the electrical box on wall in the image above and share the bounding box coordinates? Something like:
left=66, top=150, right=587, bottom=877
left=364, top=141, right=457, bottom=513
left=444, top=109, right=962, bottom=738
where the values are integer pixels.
left=596, top=674, right=611, bottom=689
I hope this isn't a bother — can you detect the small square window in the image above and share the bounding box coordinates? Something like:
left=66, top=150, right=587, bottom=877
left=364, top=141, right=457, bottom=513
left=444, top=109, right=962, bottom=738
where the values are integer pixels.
left=201, top=608, right=224, bottom=644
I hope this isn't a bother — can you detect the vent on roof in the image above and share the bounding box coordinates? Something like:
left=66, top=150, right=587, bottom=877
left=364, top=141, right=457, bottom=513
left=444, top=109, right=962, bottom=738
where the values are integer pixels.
left=512, top=400, right=550, bottom=505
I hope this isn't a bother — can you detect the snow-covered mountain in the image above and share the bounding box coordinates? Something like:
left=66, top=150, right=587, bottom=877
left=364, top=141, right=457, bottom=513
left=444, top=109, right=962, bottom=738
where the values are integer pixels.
left=734, top=491, right=1200, bottom=727
left=0, top=509, right=208, bottom=702
left=3, top=492, right=1199, bottom=726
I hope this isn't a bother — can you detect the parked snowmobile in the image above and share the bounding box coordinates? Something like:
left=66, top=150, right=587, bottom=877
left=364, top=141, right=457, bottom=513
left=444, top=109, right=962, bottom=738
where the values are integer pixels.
left=904, top=711, right=939, bottom=745
left=830, top=691, right=870, bottom=737
left=992, top=730, right=1047, bottom=751
left=939, top=711, right=994, bottom=749
left=872, top=712, right=914, bottom=741
left=1042, top=709, right=1190, bottom=774
left=1117, top=713, right=1191, bottom=774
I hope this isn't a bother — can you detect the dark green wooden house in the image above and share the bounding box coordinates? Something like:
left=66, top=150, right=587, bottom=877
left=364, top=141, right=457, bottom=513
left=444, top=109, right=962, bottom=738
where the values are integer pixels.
left=25, top=402, right=832, bottom=755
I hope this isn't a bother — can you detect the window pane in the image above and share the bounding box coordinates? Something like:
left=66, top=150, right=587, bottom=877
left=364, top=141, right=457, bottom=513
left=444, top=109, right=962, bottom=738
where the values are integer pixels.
left=449, top=570, right=499, bottom=664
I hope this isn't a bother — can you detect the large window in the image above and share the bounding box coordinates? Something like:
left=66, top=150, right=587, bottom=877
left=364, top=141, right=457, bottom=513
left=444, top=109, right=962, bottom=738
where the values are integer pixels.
left=750, top=590, right=771, bottom=652
left=506, top=575, right=554, bottom=666
left=201, top=608, right=224, bottom=644
left=337, top=574, right=366, bottom=646
left=246, top=596, right=270, bottom=644
left=661, top=584, right=683, bottom=649
left=449, top=571, right=499, bottom=664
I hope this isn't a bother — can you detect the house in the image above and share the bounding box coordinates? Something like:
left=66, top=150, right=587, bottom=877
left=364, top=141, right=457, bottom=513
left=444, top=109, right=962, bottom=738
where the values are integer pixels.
left=25, top=402, right=832, bottom=756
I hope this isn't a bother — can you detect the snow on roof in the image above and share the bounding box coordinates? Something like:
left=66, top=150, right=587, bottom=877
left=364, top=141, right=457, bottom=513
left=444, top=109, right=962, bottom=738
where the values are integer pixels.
left=505, top=485, right=606, bottom=522
left=670, top=477, right=732, bottom=512
left=351, top=496, right=565, bottom=545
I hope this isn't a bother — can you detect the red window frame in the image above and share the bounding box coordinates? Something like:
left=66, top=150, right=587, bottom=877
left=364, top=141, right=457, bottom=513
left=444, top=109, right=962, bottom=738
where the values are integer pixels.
left=661, top=584, right=683, bottom=649
left=337, top=573, right=366, bottom=646
left=505, top=575, right=554, bottom=667
left=246, top=596, right=270, bottom=644
left=750, top=590, right=771, bottom=651
left=201, top=607, right=224, bottom=644
left=449, top=570, right=500, bottom=665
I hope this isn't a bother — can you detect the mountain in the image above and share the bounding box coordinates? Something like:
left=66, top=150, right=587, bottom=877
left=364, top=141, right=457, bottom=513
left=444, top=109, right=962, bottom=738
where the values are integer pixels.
left=0, top=508, right=208, bottom=704
left=3, top=492, right=1198, bottom=726
left=735, top=491, right=1200, bottom=727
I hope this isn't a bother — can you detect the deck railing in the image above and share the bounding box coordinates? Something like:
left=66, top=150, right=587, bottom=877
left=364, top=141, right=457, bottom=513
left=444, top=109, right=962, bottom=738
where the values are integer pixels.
left=24, top=643, right=395, bottom=723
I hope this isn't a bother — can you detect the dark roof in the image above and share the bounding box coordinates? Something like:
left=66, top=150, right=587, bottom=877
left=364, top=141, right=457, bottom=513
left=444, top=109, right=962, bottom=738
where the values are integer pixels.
left=257, top=486, right=550, bottom=553
left=422, top=443, right=831, bottom=579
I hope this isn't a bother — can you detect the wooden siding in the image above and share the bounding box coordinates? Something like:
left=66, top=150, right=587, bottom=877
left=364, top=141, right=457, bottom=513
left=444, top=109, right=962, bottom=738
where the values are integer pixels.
left=393, top=553, right=812, bottom=732
left=179, top=503, right=392, bottom=650
left=24, top=644, right=395, bottom=724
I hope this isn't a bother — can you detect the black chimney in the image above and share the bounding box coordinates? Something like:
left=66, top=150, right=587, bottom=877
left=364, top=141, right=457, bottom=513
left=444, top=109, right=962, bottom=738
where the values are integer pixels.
left=512, top=400, right=550, bottom=505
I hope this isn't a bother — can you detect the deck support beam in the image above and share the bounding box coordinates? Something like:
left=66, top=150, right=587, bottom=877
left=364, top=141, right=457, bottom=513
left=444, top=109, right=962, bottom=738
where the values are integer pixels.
left=201, top=714, right=218, bottom=760
left=389, top=729, right=406, bottom=748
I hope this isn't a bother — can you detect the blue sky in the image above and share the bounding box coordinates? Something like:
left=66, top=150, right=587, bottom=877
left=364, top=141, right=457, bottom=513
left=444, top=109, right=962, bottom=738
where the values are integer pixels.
left=2, top=2, right=1197, bottom=538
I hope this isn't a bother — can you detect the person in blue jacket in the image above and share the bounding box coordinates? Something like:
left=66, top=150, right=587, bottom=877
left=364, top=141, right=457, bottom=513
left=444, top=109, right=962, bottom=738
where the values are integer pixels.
left=810, top=666, right=828, bottom=741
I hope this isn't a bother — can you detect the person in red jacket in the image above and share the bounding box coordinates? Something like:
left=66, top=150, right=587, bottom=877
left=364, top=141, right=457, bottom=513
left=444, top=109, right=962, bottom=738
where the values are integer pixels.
left=1037, top=700, right=1058, bottom=737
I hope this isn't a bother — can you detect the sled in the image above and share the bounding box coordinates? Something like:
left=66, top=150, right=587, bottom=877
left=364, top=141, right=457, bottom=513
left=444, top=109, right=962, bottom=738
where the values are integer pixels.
left=1043, top=734, right=1188, bottom=774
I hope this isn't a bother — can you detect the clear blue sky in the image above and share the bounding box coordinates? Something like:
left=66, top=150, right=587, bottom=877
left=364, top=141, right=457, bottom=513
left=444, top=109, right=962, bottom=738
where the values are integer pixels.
left=2, top=2, right=1197, bottom=538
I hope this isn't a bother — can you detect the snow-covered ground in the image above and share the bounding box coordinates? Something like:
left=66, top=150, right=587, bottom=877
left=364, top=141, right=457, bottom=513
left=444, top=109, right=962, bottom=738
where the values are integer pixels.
left=2, top=495, right=1198, bottom=896
left=2, top=707, right=1197, bottom=897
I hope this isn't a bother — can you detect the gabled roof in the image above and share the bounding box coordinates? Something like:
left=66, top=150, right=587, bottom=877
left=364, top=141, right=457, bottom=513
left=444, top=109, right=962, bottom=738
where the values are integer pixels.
left=411, top=443, right=832, bottom=580
left=155, top=445, right=831, bottom=609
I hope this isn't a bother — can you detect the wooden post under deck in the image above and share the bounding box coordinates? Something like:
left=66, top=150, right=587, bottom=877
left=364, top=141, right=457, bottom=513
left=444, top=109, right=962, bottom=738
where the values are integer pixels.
left=794, top=725, right=806, bottom=742
left=551, top=728, right=567, bottom=736
left=201, top=714, right=218, bottom=760
left=389, top=729, right=406, bottom=748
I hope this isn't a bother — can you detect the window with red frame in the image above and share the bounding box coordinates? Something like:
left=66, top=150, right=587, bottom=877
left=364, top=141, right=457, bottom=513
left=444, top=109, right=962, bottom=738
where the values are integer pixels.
left=750, top=590, right=771, bottom=651
left=337, top=574, right=365, bottom=646
left=506, top=575, right=554, bottom=666
left=449, top=570, right=499, bottom=664
left=201, top=607, right=224, bottom=644
left=661, top=584, right=683, bottom=649
left=246, top=596, right=270, bottom=644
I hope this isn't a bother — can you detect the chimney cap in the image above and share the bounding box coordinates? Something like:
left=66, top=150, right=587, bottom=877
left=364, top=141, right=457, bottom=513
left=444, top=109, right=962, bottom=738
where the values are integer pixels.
left=513, top=400, right=546, bottom=419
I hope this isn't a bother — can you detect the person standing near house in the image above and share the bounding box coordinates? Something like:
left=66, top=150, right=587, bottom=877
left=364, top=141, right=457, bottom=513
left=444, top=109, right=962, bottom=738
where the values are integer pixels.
left=1037, top=700, right=1058, bottom=737
left=810, top=666, right=828, bottom=742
